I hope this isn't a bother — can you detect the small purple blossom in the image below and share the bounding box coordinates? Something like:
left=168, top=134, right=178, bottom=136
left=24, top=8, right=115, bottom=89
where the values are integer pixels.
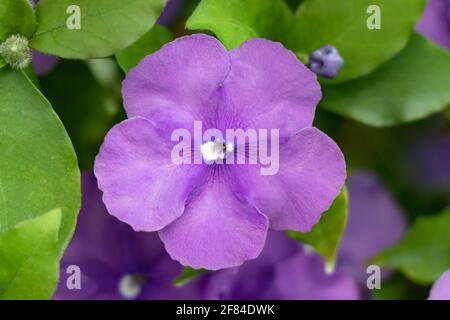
left=309, top=45, right=344, bottom=79
left=429, top=269, right=450, bottom=300
left=94, top=34, right=346, bottom=270
left=416, top=0, right=450, bottom=51
left=53, top=172, right=198, bottom=300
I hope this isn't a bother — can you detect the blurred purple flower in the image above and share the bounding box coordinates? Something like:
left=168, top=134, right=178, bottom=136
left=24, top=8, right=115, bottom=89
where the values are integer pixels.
left=31, top=50, right=58, bottom=76
left=429, top=270, right=450, bottom=300
left=416, top=0, right=450, bottom=50
left=411, top=130, right=450, bottom=193
left=53, top=172, right=198, bottom=300
left=195, top=171, right=406, bottom=300
left=94, top=34, right=346, bottom=270
left=339, top=170, right=407, bottom=284
left=197, top=231, right=360, bottom=300
left=157, top=0, right=182, bottom=26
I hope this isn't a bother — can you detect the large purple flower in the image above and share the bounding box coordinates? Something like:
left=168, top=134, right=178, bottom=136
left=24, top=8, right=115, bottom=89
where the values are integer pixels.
left=416, top=0, right=450, bottom=50
left=53, top=172, right=197, bottom=300
left=429, top=270, right=450, bottom=300
left=94, top=34, right=346, bottom=270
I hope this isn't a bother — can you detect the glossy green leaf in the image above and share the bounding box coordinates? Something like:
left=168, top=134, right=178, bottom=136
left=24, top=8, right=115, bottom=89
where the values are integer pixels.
left=321, top=34, right=450, bottom=127
left=0, top=58, right=5, bottom=69
left=23, top=61, right=40, bottom=89
left=0, top=208, right=61, bottom=300
left=0, top=68, right=80, bottom=253
left=30, top=0, right=167, bottom=59
left=288, top=0, right=425, bottom=83
left=287, top=187, right=348, bottom=271
left=186, top=0, right=293, bottom=49
left=0, top=0, right=36, bottom=41
left=174, top=267, right=207, bottom=287
left=372, top=274, right=429, bottom=300
left=376, top=207, right=450, bottom=284
left=187, top=0, right=424, bottom=83
left=116, top=25, right=172, bottom=73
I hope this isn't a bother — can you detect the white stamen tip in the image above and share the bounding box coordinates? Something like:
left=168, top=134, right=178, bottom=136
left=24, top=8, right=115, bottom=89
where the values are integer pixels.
left=201, top=139, right=233, bottom=163
left=118, top=274, right=145, bottom=299
left=324, top=261, right=336, bottom=275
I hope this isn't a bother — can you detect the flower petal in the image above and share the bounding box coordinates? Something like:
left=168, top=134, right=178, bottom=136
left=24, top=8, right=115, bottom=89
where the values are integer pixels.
left=54, top=172, right=184, bottom=300
left=416, top=0, right=450, bottom=51
left=429, top=270, right=450, bottom=300
left=232, top=127, right=346, bottom=232
left=31, top=51, right=58, bottom=76
left=223, top=39, right=321, bottom=137
left=94, top=117, right=204, bottom=232
left=273, top=251, right=360, bottom=300
left=122, top=34, right=230, bottom=134
left=339, top=171, right=407, bottom=284
left=159, top=176, right=269, bottom=270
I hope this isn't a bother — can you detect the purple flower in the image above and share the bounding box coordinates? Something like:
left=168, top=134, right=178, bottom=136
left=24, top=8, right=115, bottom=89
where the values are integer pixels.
left=416, top=0, right=450, bottom=50
left=339, top=170, right=407, bottom=284
left=410, top=130, right=450, bottom=193
left=157, top=0, right=182, bottom=26
left=53, top=172, right=198, bottom=300
left=194, top=171, right=406, bottom=300
left=94, top=34, right=346, bottom=270
left=31, top=50, right=58, bottom=76
left=197, top=231, right=360, bottom=300
left=429, top=270, right=450, bottom=300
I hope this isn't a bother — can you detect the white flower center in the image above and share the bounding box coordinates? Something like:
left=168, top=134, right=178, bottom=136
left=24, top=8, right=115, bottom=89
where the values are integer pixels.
left=118, top=273, right=146, bottom=299
left=201, top=138, right=234, bottom=163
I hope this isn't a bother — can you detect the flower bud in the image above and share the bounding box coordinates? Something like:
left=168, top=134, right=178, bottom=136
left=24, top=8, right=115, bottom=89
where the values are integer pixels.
left=0, top=35, right=31, bottom=70
left=309, top=45, right=344, bottom=79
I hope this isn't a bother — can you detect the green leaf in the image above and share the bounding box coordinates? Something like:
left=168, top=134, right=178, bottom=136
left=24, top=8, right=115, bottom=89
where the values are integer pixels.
left=287, top=187, right=348, bottom=272
left=0, top=0, right=36, bottom=41
left=0, top=208, right=61, bottom=300
left=116, top=25, right=172, bottom=73
left=321, top=34, right=450, bottom=127
left=0, top=57, right=6, bottom=69
left=23, top=61, right=40, bottom=89
left=288, top=0, right=425, bottom=83
left=186, top=0, right=293, bottom=49
left=174, top=267, right=207, bottom=287
left=30, top=0, right=167, bottom=59
left=371, top=274, right=429, bottom=300
left=39, top=60, right=124, bottom=169
left=375, top=207, right=450, bottom=284
left=187, top=0, right=424, bottom=83
left=0, top=67, right=80, bottom=253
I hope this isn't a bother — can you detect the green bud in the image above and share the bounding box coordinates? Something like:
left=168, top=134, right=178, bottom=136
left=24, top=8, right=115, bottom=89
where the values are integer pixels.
left=0, top=35, right=31, bottom=70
